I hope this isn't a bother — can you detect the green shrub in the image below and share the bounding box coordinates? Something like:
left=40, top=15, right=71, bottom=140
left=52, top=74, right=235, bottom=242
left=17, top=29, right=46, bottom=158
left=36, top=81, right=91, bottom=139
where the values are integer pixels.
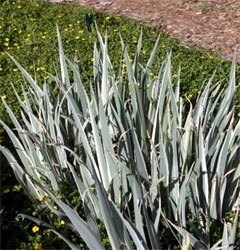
left=1, top=26, right=239, bottom=249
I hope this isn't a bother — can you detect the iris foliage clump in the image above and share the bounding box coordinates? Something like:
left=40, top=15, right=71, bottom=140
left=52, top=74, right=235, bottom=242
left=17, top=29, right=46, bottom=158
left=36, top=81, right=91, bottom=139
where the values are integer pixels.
left=1, top=24, right=240, bottom=249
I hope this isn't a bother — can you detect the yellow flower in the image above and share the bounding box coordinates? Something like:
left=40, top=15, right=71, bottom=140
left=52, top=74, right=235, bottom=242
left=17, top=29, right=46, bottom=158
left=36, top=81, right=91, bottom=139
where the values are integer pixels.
left=34, top=243, right=42, bottom=250
left=32, top=211, right=37, bottom=216
left=0, top=25, right=2, bottom=29
left=4, top=37, right=9, bottom=42
left=38, top=195, right=44, bottom=202
left=173, top=73, right=178, bottom=78
left=0, top=67, right=3, bottom=71
left=1, top=95, right=7, bottom=99
left=17, top=5, right=22, bottom=9
left=3, top=188, right=11, bottom=193
left=4, top=42, right=9, bottom=47
left=13, top=68, right=18, bottom=72
left=105, top=16, right=111, bottom=21
left=53, top=206, right=58, bottom=210
left=32, top=225, right=40, bottom=233
left=19, top=242, right=26, bottom=249
left=188, top=94, right=193, bottom=99
left=78, top=29, right=84, bottom=34
left=75, top=36, right=80, bottom=40
left=60, top=220, right=65, bottom=225
left=41, top=35, right=46, bottom=39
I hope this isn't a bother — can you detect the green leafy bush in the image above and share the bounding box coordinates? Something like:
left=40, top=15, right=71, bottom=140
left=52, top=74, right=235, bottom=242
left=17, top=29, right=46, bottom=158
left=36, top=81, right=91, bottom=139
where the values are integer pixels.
left=1, top=26, right=239, bottom=249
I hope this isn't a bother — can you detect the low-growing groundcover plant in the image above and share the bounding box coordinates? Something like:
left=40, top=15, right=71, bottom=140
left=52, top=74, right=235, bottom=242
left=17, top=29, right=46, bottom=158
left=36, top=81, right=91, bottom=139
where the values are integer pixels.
left=1, top=26, right=240, bottom=249
left=1, top=0, right=240, bottom=126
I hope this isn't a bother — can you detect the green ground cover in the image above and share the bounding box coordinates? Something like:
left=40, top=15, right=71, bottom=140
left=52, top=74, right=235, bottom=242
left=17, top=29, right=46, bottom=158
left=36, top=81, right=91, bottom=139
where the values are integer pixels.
left=0, top=0, right=239, bottom=249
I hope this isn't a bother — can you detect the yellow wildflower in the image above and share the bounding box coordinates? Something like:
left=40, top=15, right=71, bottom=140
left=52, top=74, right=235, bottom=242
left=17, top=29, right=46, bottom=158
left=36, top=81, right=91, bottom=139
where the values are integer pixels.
left=13, top=68, right=18, bottom=72
left=1, top=95, right=7, bottom=99
left=60, top=220, right=65, bottom=225
left=105, top=16, right=111, bottom=21
left=188, top=94, right=193, bottom=99
left=34, top=243, right=42, bottom=250
left=3, top=188, right=11, bottom=193
left=32, top=211, right=37, bottom=216
left=4, top=38, right=9, bottom=42
left=38, top=196, right=44, bottom=202
left=32, top=225, right=40, bottom=233
left=19, top=242, right=26, bottom=249
left=173, top=74, right=178, bottom=78
left=4, top=42, right=9, bottom=47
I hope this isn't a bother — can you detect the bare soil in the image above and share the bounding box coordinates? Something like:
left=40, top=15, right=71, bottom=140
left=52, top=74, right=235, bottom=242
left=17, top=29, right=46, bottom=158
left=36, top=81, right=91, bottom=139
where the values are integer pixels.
left=72, top=0, right=240, bottom=64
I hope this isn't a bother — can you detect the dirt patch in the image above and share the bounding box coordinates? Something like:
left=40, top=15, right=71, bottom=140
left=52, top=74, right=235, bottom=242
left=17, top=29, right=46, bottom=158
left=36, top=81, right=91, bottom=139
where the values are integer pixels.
left=71, top=0, right=240, bottom=64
